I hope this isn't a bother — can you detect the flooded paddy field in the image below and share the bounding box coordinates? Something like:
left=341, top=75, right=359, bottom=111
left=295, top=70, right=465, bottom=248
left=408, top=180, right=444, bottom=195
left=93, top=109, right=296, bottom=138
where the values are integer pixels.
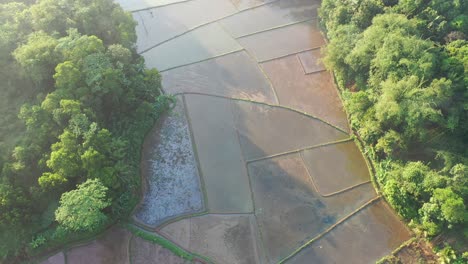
left=51, top=0, right=412, bottom=263
left=134, top=96, right=204, bottom=227
left=161, top=51, right=277, bottom=103
left=288, top=200, right=412, bottom=264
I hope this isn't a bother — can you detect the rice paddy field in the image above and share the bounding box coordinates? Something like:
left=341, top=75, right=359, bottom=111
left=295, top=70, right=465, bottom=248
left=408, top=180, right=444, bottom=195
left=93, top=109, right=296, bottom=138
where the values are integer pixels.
left=40, top=0, right=412, bottom=263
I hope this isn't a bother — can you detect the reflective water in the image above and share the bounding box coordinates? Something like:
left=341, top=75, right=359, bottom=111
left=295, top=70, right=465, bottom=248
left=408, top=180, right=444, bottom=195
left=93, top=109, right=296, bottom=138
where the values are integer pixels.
left=184, top=94, right=253, bottom=213
left=221, top=0, right=319, bottom=38
left=261, top=54, right=349, bottom=131
left=248, top=153, right=377, bottom=263
left=162, top=51, right=277, bottom=103
left=238, top=20, right=324, bottom=62
left=297, top=49, right=326, bottom=73
left=302, top=141, right=371, bottom=194
left=289, top=200, right=411, bottom=264
left=114, top=0, right=188, bottom=12
left=142, top=23, right=242, bottom=71
left=232, top=100, right=348, bottom=160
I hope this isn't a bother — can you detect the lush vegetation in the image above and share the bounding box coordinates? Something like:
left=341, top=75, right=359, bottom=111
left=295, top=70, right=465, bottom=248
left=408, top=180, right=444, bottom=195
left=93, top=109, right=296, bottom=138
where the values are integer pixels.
left=0, top=0, right=171, bottom=261
left=320, top=0, right=467, bottom=256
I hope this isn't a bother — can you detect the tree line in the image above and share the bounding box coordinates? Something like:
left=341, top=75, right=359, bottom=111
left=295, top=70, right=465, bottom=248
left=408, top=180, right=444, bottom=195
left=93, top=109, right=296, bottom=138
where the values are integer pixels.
left=320, top=0, right=467, bottom=255
left=0, top=0, right=171, bottom=261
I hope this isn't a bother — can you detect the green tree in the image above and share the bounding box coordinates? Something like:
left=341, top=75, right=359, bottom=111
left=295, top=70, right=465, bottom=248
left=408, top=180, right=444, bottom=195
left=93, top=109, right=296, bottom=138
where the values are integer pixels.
left=13, top=31, right=59, bottom=85
left=55, top=178, right=110, bottom=232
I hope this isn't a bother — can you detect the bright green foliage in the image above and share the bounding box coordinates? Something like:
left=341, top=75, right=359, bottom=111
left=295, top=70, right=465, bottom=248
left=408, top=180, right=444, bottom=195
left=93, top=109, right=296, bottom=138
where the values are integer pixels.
left=320, top=0, right=468, bottom=240
left=13, top=31, right=59, bottom=84
left=55, top=178, right=111, bottom=232
left=0, top=0, right=168, bottom=261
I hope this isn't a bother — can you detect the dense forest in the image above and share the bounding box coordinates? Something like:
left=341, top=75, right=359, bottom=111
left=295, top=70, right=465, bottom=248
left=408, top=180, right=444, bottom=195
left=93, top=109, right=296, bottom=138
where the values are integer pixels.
left=0, top=0, right=170, bottom=261
left=320, top=0, right=467, bottom=259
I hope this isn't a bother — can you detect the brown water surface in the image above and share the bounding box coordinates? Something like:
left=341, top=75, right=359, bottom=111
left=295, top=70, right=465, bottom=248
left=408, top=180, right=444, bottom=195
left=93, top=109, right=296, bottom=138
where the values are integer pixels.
left=261, top=55, right=349, bottom=131
left=142, top=23, right=242, bottom=71
left=184, top=94, right=253, bottom=213
left=162, top=51, right=277, bottom=103
left=238, top=20, right=324, bottom=62
left=232, top=100, right=348, bottom=160
left=301, top=141, right=371, bottom=194
left=220, top=0, right=319, bottom=38
left=288, top=200, right=411, bottom=264
left=247, top=153, right=377, bottom=263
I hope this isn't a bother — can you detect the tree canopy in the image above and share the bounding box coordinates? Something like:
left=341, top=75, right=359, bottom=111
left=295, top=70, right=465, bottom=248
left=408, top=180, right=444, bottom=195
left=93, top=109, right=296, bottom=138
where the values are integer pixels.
left=0, top=0, right=170, bottom=261
left=55, top=178, right=111, bottom=232
left=320, top=0, right=468, bottom=246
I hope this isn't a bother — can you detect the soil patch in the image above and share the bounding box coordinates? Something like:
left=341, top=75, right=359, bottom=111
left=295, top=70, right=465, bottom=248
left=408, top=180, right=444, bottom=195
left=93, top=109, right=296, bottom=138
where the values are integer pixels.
left=65, top=227, right=131, bottom=264
left=160, top=214, right=261, bottom=264
left=391, top=240, right=438, bottom=264
left=129, top=235, right=189, bottom=264
left=40, top=252, right=65, bottom=264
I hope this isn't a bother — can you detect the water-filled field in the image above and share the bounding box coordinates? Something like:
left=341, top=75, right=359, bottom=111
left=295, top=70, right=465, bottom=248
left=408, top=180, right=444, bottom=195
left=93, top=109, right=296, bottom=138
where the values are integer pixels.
left=42, top=0, right=411, bottom=263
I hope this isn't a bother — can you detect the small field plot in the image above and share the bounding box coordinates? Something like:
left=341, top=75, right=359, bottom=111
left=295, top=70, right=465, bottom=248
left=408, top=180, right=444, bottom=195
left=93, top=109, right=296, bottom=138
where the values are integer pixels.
left=301, top=141, right=371, bottom=195
left=247, top=154, right=376, bottom=263
left=288, top=200, right=411, bottom=264
left=142, top=23, right=242, bottom=71
left=185, top=94, right=253, bottom=213
left=220, top=0, right=319, bottom=38
left=297, top=49, right=325, bottom=74
left=232, top=100, right=348, bottom=161
left=65, top=227, right=131, bottom=264
left=160, top=214, right=262, bottom=264
left=129, top=235, right=188, bottom=264
left=40, top=252, right=65, bottom=264
left=135, top=97, right=203, bottom=227
left=261, top=55, right=349, bottom=131
left=238, top=20, right=324, bottom=62
left=134, top=0, right=237, bottom=52
left=162, top=51, right=276, bottom=103
left=114, top=0, right=188, bottom=12
left=229, top=0, right=276, bottom=10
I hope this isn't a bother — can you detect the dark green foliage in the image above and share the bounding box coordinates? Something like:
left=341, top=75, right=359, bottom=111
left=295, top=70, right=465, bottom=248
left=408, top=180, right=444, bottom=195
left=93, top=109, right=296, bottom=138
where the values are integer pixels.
left=320, top=0, right=468, bottom=240
left=0, top=0, right=168, bottom=261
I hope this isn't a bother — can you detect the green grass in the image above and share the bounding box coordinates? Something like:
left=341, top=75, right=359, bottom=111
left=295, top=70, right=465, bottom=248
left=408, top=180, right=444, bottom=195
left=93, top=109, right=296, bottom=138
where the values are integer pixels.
left=124, top=223, right=212, bottom=263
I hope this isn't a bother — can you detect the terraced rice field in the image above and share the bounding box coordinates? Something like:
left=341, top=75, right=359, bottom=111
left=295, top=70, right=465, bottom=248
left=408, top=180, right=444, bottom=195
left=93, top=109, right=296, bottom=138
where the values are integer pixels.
left=41, top=0, right=411, bottom=263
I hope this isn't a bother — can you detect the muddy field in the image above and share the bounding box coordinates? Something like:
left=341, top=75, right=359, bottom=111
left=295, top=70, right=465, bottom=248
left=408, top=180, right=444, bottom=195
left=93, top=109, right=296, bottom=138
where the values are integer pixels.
left=47, top=0, right=413, bottom=263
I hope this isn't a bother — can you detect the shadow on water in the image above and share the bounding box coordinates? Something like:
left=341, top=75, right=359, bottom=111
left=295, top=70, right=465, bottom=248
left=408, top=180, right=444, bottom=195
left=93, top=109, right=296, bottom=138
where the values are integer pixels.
left=231, top=99, right=407, bottom=263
